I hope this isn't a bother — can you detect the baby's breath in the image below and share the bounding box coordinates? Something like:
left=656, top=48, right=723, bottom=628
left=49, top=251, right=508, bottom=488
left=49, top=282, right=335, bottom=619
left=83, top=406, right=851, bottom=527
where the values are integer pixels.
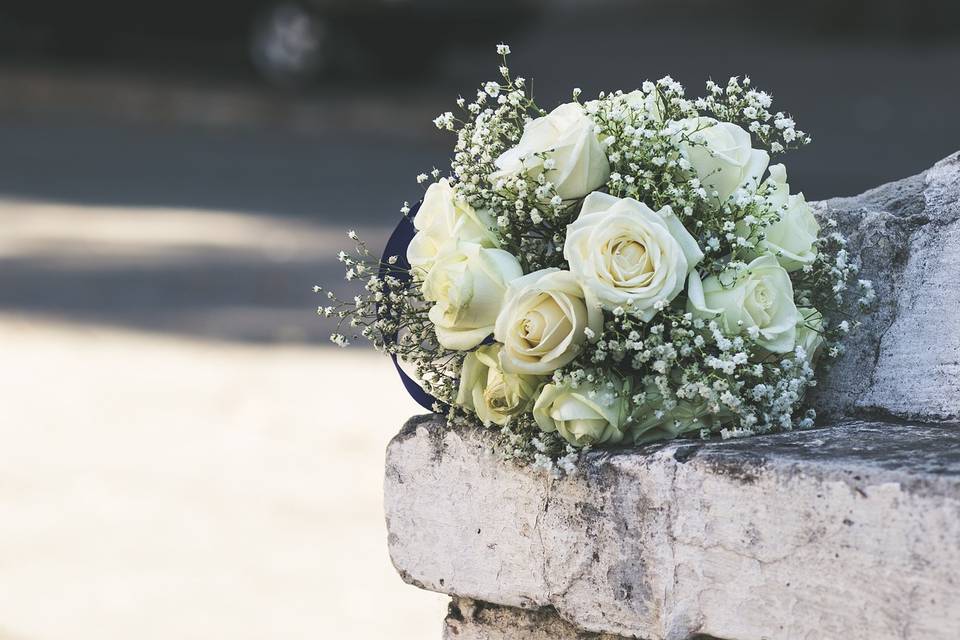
left=317, top=44, right=868, bottom=474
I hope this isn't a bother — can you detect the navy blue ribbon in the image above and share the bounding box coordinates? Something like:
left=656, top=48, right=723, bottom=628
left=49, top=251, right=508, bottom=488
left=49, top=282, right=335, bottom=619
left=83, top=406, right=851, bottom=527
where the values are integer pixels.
left=378, top=201, right=444, bottom=412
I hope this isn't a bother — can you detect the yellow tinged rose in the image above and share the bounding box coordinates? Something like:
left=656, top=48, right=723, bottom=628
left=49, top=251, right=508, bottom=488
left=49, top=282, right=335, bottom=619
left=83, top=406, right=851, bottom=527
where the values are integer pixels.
left=533, top=381, right=629, bottom=448
left=455, top=344, right=542, bottom=426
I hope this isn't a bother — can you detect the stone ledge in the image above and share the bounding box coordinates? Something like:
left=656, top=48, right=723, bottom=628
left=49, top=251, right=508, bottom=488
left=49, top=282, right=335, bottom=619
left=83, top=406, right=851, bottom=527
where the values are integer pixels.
left=444, top=598, right=626, bottom=639
left=386, top=415, right=960, bottom=639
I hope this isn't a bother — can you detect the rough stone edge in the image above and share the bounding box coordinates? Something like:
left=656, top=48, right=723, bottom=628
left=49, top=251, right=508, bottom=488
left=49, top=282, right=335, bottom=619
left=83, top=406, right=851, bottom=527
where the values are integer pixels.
left=443, top=599, right=726, bottom=640
left=443, top=598, right=637, bottom=640
left=387, top=415, right=960, bottom=639
left=391, top=413, right=960, bottom=488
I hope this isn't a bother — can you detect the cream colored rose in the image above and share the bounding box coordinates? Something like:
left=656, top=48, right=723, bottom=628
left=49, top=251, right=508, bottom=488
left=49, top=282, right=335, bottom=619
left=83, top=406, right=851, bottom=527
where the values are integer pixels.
left=494, top=269, right=603, bottom=375
left=680, top=117, right=769, bottom=202
left=490, top=102, right=610, bottom=201
left=755, top=164, right=820, bottom=271
left=455, top=344, right=542, bottom=426
left=687, top=254, right=800, bottom=353
left=564, top=192, right=703, bottom=319
left=422, top=243, right=523, bottom=350
left=533, top=381, right=628, bottom=447
left=795, top=307, right=825, bottom=366
left=407, top=179, right=498, bottom=279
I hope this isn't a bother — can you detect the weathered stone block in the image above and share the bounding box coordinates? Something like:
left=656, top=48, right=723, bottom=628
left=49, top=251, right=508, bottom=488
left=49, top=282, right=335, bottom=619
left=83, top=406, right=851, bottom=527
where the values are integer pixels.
left=387, top=416, right=960, bottom=639
left=811, top=152, right=960, bottom=421
left=385, top=155, right=960, bottom=639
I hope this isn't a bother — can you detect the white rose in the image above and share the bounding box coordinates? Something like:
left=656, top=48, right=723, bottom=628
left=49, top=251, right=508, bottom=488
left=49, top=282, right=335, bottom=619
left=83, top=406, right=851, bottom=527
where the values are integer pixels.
left=533, top=381, right=629, bottom=447
left=629, top=385, right=732, bottom=444
left=490, top=102, right=610, bottom=201
left=795, top=307, right=825, bottom=366
left=679, top=117, right=769, bottom=202
left=687, top=254, right=800, bottom=353
left=564, top=192, right=703, bottom=318
left=422, top=243, right=523, bottom=350
left=755, top=164, right=820, bottom=271
left=494, top=269, right=603, bottom=374
left=455, top=344, right=542, bottom=426
left=407, top=179, right=498, bottom=279
left=633, top=400, right=706, bottom=444
left=622, top=90, right=662, bottom=122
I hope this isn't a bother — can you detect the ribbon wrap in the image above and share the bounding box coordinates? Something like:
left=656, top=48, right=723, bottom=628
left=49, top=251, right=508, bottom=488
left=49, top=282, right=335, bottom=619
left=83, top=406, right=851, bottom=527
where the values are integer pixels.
left=377, top=202, right=444, bottom=412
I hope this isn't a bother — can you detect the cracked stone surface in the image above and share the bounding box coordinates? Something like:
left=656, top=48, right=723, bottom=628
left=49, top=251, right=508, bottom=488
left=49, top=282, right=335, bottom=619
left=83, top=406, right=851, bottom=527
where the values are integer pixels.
left=387, top=417, right=960, bottom=639
left=385, top=154, right=960, bottom=639
left=810, top=152, right=960, bottom=421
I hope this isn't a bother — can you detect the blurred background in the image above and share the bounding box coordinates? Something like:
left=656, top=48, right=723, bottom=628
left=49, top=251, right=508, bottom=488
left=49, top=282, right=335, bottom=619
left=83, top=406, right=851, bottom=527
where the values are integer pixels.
left=0, top=0, right=958, bottom=638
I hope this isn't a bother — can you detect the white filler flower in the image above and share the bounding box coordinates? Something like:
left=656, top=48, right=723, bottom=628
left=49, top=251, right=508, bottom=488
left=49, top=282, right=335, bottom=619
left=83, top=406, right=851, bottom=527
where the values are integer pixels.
left=422, top=243, right=522, bottom=350
left=564, top=192, right=703, bottom=319
left=490, top=102, right=610, bottom=201
left=494, top=268, right=603, bottom=374
left=679, top=116, right=769, bottom=202
left=687, top=254, right=801, bottom=353
left=407, top=178, right=498, bottom=279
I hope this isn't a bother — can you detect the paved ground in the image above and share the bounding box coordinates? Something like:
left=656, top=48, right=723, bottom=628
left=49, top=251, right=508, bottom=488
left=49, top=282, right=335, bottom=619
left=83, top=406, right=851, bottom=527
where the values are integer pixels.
left=0, top=198, right=370, bottom=342
left=0, top=199, right=447, bottom=639
left=0, top=315, right=446, bottom=640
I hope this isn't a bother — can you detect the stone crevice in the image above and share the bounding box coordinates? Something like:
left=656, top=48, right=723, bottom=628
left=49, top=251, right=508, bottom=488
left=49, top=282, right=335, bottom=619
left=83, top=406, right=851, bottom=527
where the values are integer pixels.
left=663, top=451, right=685, bottom=640
left=533, top=478, right=551, bottom=599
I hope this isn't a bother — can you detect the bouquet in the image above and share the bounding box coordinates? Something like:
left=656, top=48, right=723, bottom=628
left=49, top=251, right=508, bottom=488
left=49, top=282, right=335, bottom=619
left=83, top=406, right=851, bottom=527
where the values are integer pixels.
left=319, top=45, right=874, bottom=472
